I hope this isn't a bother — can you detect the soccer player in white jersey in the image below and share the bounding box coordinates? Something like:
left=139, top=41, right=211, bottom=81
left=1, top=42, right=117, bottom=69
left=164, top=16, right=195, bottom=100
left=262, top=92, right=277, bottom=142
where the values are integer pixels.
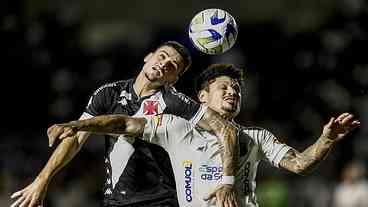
left=48, top=64, right=360, bottom=207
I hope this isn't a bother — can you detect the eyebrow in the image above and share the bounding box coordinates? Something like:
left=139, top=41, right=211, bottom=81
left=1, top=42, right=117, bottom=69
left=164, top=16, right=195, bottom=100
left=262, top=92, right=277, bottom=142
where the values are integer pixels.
left=160, top=50, right=180, bottom=67
left=217, top=80, right=240, bottom=87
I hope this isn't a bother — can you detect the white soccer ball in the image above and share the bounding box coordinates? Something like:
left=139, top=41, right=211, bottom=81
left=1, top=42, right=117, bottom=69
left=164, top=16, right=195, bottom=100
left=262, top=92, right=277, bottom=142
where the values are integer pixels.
left=189, top=8, right=238, bottom=55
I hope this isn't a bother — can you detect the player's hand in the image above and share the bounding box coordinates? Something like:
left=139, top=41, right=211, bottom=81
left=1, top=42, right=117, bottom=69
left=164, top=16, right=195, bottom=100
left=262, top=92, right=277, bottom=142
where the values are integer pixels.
left=47, top=123, right=78, bottom=147
left=10, top=177, right=49, bottom=207
left=204, top=184, right=239, bottom=207
left=321, top=113, right=360, bottom=142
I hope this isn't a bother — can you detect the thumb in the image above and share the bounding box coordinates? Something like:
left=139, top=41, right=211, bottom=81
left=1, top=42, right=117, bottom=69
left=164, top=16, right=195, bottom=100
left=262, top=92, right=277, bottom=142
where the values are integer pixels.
left=203, top=189, right=217, bottom=201
left=49, top=135, right=55, bottom=147
left=327, top=117, right=335, bottom=126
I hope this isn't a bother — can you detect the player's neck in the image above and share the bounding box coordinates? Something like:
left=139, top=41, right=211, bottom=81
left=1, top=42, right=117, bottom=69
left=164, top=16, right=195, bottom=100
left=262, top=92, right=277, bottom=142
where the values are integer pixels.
left=210, top=107, right=235, bottom=121
left=221, top=113, right=234, bottom=121
left=134, top=72, right=161, bottom=97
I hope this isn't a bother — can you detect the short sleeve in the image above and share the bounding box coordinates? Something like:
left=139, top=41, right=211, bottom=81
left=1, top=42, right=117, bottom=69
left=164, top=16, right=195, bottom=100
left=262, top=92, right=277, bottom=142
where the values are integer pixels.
left=142, top=114, right=194, bottom=149
left=85, top=84, right=117, bottom=116
left=162, top=86, right=205, bottom=124
left=256, top=129, right=291, bottom=168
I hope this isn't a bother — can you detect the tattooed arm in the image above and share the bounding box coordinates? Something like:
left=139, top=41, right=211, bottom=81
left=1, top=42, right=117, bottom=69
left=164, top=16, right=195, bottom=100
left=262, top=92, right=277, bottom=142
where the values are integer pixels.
left=280, top=113, right=360, bottom=175
left=197, top=108, right=240, bottom=207
left=197, top=108, right=239, bottom=176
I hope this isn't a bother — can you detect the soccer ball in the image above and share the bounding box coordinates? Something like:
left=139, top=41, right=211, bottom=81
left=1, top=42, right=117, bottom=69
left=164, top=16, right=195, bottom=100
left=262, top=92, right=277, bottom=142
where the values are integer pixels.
left=188, top=9, right=238, bottom=55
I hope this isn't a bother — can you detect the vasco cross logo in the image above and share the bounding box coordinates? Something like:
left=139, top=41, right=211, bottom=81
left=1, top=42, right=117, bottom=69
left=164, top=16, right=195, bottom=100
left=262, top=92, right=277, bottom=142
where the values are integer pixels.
left=144, top=100, right=158, bottom=115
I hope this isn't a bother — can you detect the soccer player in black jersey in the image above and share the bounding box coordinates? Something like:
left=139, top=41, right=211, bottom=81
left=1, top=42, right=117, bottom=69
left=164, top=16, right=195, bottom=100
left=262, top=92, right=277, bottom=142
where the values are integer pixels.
left=11, top=41, right=239, bottom=207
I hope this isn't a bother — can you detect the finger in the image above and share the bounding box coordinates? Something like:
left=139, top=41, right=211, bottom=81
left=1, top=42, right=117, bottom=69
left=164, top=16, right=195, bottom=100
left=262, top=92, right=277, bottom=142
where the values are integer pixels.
left=217, top=192, right=224, bottom=207
left=47, top=125, right=56, bottom=137
left=228, top=194, right=235, bottom=207
left=49, top=127, right=63, bottom=147
left=29, top=195, right=42, bottom=207
left=327, top=117, right=335, bottom=125
left=50, top=126, right=66, bottom=147
left=351, top=120, right=361, bottom=126
left=224, top=196, right=231, bottom=207
left=349, top=121, right=361, bottom=131
left=234, top=196, right=239, bottom=207
left=340, top=114, right=354, bottom=125
left=11, top=195, right=26, bottom=207
left=204, top=192, right=215, bottom=201
left=19, top=195, right=31, bottom=207
left=204, top=189, right=217, bottom=201
left=59, top=128, right=74, bottom=139
left=29, top=198, right=37, bottom=207
left=11, top=190, right=24, bottom=199
left=336, top=113, right=350, bottom=122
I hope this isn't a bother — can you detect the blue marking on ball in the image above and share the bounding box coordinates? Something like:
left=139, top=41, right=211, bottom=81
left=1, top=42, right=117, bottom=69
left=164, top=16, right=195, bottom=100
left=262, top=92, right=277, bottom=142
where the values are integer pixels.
left=210, top=11, right=226, bottom=25
left=208, top=29, right=222, bottom=41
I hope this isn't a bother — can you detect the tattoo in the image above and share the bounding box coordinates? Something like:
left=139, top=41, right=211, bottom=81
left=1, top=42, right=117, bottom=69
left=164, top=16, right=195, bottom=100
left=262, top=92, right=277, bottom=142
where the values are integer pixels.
left=201, top=108, right=239, bottom=176
left=280, top=137, right=335, bottom=174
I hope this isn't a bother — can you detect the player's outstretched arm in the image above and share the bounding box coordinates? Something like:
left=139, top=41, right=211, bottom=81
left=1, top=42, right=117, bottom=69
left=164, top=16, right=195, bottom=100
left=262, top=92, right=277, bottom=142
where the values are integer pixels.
left=198, top=108, right=239, bottom=207
left=279, top=112, right=360, bottom=175
left=10, top=130, right=90, bottom=207
left=49, top=115, right=146, bottom=145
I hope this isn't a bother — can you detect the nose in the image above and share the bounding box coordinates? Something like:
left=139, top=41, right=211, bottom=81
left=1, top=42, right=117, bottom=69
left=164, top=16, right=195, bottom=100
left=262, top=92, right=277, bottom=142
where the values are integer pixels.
left=226, top=87, right=237, bottom=96
left=159, top=58, right=170, bottom=68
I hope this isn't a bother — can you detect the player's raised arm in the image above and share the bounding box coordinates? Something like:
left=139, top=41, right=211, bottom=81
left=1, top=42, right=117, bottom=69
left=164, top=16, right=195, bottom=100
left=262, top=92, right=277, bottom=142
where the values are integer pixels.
left=279, top=113, right=360, bottom=175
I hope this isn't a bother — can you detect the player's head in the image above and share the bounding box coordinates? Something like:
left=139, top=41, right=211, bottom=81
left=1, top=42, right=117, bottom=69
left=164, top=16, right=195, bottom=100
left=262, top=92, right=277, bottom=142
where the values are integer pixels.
left=142, top=41, right=192, bottom=85
left=195, top=64, right=243, bottom=119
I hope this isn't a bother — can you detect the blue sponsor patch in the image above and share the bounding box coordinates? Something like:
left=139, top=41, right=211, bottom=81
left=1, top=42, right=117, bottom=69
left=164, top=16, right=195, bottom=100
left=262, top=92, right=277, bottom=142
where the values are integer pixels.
left=183, top=160, right=193, bottom=202
left=199, top=164, right=223, bottom=181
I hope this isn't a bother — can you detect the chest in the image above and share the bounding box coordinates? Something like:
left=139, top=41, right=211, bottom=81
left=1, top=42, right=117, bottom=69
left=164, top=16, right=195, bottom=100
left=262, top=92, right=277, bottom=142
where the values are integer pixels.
left=110, top=90, right=167, bottom=117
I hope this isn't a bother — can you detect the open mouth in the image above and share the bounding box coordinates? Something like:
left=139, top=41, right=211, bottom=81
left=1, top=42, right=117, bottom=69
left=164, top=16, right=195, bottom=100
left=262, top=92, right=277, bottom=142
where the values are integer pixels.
left=224, top=96, right=237, bottom=104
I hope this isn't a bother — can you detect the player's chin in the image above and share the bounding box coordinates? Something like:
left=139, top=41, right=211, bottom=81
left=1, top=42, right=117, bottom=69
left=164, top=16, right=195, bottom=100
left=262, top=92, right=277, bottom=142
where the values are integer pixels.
left=223, top=102, right=238, bottom=110
left=146, top=74, right=162, bottom=82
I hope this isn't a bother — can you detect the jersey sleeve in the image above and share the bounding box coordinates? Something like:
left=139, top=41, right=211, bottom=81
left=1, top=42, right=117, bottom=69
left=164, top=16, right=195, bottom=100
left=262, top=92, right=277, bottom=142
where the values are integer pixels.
left=163, top=86, right=206, bottom=124
left=84, top=84, right=117, bottom=116
left=255, top=129, right=291, bottom=168
left=142, top=114, right=194, bottom=150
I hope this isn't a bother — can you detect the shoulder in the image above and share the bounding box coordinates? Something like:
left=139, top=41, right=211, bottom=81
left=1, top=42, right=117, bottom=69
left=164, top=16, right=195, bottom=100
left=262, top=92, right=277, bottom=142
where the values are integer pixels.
left=162, top=85, right=193, bottom=104
left=238, top=126, right=275, bottom=143
left=93, top=79, right=132, bottom=96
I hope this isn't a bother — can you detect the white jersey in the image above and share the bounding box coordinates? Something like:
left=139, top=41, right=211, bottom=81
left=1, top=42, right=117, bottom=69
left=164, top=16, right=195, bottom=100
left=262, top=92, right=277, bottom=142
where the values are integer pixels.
left=141, top=114, right=291, bottom=207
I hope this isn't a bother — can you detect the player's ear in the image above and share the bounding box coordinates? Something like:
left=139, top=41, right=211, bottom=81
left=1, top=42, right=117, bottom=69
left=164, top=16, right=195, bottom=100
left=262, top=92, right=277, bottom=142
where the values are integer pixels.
left=144, top=52, right=153, bottom=62
left=197, top=90, right=208, bottom=103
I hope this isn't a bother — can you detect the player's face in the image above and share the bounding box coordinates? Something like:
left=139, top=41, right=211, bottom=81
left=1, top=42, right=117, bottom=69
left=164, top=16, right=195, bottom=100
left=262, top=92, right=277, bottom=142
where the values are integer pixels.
left=142, top=46, right=185, bottom=85
left=200, top=76, right=241, bottom=118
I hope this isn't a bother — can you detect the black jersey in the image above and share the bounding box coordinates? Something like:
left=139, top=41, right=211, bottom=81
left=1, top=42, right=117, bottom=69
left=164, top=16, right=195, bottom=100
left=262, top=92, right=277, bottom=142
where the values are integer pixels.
left=84, top=79, right=204, bottom=206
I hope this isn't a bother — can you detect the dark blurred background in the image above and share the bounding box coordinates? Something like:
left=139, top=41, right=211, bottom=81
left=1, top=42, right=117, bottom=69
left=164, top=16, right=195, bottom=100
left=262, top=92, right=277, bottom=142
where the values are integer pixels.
left=1, top=0, right=368, bottom=206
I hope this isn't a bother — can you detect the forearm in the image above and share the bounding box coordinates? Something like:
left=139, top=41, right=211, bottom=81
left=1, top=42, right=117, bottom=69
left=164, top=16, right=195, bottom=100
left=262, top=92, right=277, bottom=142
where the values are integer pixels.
left=38, top=132, right=88, bottom=182
left=300, top=135, right=335, bottom=171
left=67, top=115, right=145, bottom=136
left=200, top=109, right=239, bottom=176
left=280, top=135, right=335, bottom=175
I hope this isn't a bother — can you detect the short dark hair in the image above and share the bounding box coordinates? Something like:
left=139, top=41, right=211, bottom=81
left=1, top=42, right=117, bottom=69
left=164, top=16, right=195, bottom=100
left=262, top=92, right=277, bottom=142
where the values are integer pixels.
left=195, top=63, right=244, bottom=93
left=157, top=41, right=192, bottom=74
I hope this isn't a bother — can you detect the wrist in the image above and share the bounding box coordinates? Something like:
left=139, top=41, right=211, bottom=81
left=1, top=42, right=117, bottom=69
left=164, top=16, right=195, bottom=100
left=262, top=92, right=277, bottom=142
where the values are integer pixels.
left=36, top=174, right=50, bottom=186
left=320, top=134, right=336, bottom=144
left=221, top=175, right=235, bottom=185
